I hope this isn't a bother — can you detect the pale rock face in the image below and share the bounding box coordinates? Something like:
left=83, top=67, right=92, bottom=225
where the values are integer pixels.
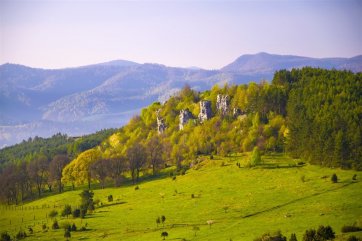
left=179, top=109, right=193, bottom=130
left=156, top=110, right=166, bottom=134
left=216, top=94, right=229, bottom=116
left=198, top=100, right=212, bottom=122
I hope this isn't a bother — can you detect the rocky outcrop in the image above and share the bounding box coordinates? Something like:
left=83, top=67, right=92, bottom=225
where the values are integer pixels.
left=179, top=109, right=193, bottom=130
left=156, top=110, right=166, bottom=134
left=216, top=94, right=229, bottom=116
left=198, top=100, right=212, bottom=122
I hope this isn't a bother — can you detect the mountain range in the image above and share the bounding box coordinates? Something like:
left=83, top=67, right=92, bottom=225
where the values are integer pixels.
left=1, top=52, right=361, bottom=148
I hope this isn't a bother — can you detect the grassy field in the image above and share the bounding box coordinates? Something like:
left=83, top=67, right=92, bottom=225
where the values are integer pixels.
left=1, top=154, right=361, bottom=241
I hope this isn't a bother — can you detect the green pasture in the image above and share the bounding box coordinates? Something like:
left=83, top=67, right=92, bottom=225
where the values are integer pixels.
left=1, top=154, right=361, bottom=240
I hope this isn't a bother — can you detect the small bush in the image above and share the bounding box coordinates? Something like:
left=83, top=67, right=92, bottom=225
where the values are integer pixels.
left=331, top=174, right=338, bottom=183
left=52, top=220, right=59, bottom=230
left=61, top=205, right=72, bottom=217
left=80, top=208, right=87, bottom=219
left=191, top=194, right=195, bottom=198
left=72, top=209, right=81, bottom=218
left=71, top=223, right=77, bottom=231
left=16, top=230, right=27, bottom=240
left=290, top=233, right=297, bottom=241
left=298, top=161, right=305, bottom=166
left=49, top=210, right=58, bottom=219
left=341, top=225, right=362, bottom=233
left=42, top=224, right=47, bottom=230
left=28, top=227, right=33, bottom=234
left=0, top=232, right=11, bottom=241
left=352, top=174, right=357, bottom=181
left=80, top=226, right=87, bottom=231
left=108, top=195, right=113, bottom=202
left=135, top=185, right=139, bottom=190
left=254, top=231, right=286, bottom=241
left=172, top=176, right=176, bottom=181
left=210, top=155, right=214, bottom=160
left=301, top=175, right=306, bottom=182
left=161, top=231, right=168, bottom=240
left=316, top=225, right=335, bottom=240
left=64, top=229, right=71, bottom=239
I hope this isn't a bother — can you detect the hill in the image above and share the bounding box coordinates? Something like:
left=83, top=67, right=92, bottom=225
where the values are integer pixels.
left=1, top=53, right=361, bottom=147
left=0, top=154, right=361, bottom=241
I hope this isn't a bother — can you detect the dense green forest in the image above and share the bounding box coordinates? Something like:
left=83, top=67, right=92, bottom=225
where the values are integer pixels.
left=0, top=129, right=117, bottom=170
left=0, top=67, right=361, bottom=204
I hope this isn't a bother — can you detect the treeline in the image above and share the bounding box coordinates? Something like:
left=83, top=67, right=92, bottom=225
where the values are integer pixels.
left=0, top=129, right=117, bottom=204
left=0, top=129, right=118, bottom=170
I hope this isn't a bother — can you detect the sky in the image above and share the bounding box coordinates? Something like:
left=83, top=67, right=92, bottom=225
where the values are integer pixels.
left=0, top=0, right=361, bottom=70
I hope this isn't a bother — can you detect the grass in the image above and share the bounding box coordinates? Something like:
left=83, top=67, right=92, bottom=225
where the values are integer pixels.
left=1, top=154, right=361, bottom=241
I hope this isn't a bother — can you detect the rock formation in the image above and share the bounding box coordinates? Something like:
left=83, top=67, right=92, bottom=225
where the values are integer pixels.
left=216, top=94, right=229, bottom=116
left=156, top=110, right=166, bottom=134
left=198, top=100, right=212, bottom=122
left=179, top=109, right=193, bottom=130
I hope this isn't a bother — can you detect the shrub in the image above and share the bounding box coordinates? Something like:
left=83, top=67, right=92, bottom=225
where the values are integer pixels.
left=80, top=226, right=87, bottom=231
left=42, top=224, right=47, bottom=230
left=64, top=229, right=71, bottom=240
left=191, top=194, right=195, bottom=198
left=316, top=225, right=335, bottom=240
left=301, top=175, right=306, bottom=182
left=61, top=205, right=72, bottom=218
left=72, top=209, right=81, bottom=218
left=250, top=147, right=262, bottom=166
left=331, top=174, right=338, bottom=183
left=80, top=209, right=87, bottom=219
left=49, top=210, right=58, bottom=219
left=303, top=229, right=316, bottom=241
left=108, top=195, right=113, bottom=202
left=161, top=215, right=166, bottom=226
left=352, top=174, right=357, bottom=181
left=290, top=233, right=297, bottom=241
left=254, top=231, right=286, bottom=241
left=172, top=176, right=176, bottom=181
left=52, top=220, right=59, bottom=230
left=161, top=231, right=168, bottom=240
left=71, top=223, right=77, bottom=231
left=28, top=227, right=33, bottom=234
left=210, top=155, right=214, bottom=160
left=135, top=185, right=139, bottom=190
left=1, top=232, right=11, bottom=241
left=16, top=230, right=27, bottom=240
left=341, top=225, right=362, bottom=233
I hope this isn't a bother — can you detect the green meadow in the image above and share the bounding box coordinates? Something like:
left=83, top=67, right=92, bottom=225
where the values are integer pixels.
left=1, top=154, right=361, bottom=241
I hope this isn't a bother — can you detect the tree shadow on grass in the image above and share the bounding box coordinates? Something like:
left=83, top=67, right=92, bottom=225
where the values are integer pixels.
left=97, top=201, right=127, bottom=209
left=241, top=181, right=356, bottom=218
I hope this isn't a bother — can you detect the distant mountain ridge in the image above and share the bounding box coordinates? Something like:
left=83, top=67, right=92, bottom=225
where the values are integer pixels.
left=1, top=52, right=361, bottom=147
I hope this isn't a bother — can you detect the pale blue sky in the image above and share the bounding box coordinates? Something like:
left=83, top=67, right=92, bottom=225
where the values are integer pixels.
left=0, top=0, right=361, bottom=69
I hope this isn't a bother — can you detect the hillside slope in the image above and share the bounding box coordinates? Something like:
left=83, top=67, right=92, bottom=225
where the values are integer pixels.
left=1, top=155, right=361, bottom=241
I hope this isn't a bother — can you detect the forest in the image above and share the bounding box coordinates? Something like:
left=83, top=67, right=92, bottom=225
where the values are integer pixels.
left=0, top=67, right=361, bottom=204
